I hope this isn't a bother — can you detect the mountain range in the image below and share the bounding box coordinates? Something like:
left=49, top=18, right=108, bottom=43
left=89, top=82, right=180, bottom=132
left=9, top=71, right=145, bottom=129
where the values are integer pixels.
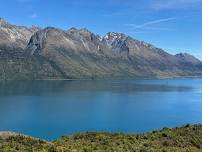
left=0, top=18, right=201, bottom=80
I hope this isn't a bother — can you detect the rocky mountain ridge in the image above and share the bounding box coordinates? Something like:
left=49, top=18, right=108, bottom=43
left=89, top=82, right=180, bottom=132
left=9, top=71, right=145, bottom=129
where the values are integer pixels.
left=0, top=18, right=40, bottom=52
left=175, top=53, right=201, bottom=65
left=0, top=18, right=201, bottom=80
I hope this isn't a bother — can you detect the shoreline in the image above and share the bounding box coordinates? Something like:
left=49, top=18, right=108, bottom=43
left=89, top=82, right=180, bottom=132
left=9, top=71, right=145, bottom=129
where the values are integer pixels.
left=0, top=75, right=202, bottom=81
left=1, top=124, right=202, bottom=151
left=1, top=123, right=201, bottom=142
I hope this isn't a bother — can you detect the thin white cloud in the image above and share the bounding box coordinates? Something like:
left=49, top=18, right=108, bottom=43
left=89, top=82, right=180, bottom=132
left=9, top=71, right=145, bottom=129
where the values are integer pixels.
left=16, top=0, right=32, bottom=2
left=31, top=13, right=38, bottom=19
left=151, top=0, right=202, bottom=10
left=125, top=17, right=176, bottom=29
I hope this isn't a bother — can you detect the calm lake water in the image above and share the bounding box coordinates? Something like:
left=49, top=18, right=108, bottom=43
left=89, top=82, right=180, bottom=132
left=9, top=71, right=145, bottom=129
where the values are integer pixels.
left=0, top=79, right=202, bottom=140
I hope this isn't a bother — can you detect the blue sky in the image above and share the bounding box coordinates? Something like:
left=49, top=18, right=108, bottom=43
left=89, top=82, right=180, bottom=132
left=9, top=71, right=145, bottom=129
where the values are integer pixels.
left=1, top=0, right=202, bottom=59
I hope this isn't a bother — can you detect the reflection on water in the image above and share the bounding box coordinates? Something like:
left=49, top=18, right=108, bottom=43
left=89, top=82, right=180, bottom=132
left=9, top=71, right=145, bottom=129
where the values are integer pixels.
left=0, top=79, right=202, bottom=140
left=0, top=80, right=193, bottom=96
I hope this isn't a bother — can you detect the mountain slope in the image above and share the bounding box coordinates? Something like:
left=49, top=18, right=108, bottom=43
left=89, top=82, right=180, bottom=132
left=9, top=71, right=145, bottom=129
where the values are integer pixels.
left=25, top=28, right=159, bottom=79
left=0, top=18, right=201, bottom=80
left=25, top=27, right=202, bottom=79
left=0, top=18, right=40, bottom=52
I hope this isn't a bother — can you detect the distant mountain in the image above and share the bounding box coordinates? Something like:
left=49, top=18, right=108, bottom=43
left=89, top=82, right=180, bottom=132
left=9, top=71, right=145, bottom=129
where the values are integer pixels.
left=0, top=18, right=201, bottom=80
left=175, top=53, right=201, bottom=65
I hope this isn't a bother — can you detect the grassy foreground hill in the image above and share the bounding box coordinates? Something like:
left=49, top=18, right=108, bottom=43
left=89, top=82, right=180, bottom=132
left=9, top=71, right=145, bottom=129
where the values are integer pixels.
left=0, top=124, right=202, bottom=152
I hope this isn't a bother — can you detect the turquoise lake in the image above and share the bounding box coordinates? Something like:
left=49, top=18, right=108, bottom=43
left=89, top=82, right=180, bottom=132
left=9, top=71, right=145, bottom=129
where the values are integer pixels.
left=0, top=79, right=202, bottom=140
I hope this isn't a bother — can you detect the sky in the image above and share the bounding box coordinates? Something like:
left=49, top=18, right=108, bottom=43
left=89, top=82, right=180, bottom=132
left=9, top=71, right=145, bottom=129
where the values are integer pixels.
left=0, top=0, right=202, bottom=59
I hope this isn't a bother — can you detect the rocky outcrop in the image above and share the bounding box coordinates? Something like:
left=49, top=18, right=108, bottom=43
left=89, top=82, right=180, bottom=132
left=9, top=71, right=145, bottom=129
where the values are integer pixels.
left=0, top=18, right=40, bottom=52
left=0, top=132, right=18, bottom=140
